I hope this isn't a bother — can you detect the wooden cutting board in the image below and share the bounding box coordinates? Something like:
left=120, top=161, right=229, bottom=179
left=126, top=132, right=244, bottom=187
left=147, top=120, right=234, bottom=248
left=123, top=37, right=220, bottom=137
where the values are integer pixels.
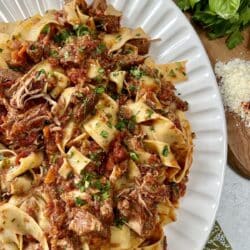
left=195, top=25, right=250, bottom=178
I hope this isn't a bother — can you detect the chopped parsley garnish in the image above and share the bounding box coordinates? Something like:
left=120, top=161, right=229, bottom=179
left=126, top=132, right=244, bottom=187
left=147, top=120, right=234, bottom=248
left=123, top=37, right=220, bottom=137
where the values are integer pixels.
left=115, top=216, right=127, bottom=228
left=36, top=69, right=46, bottom=78
left=115, top=115, right=136, bottom=131
left=41, top=24, right=50, bottom=34
left=100, top=130, right=109, bottom=138
left=74, top=25, right=90, bottom=36
left=76, top=171, right=96, bottom=191
left=168, top=69, right=176, bottom=77
left=162, top=146, right=169, bottom=157
left=76, top=171, right=110, bottom=201
left=89, top=152, right=98, bottom=161
left=98, top=67, right=105, bottom=74
left=92, top=179, right=103, bottom=190
left=102, top=191, right=110, bottom=200
left=75, top=197, right=86, bottom=206
left=114, top=212, right=127, bottom=228
left=94, top=75, right=102, bottom=83
left=49, top=49, right=59, bottom=58
left=96, top=43, right=106, bottom=55
left=130, top=67, right=145, bottom=79
left=93, top=194, right=101, bottom=201
left=126, top=48, right=134, bottom=54
left=111, top=93, right=118, bottom=100
left=128, top=115, right=136, bottom=131
left=129, top=85, right=137, bottom=92
left=95, top=86, right=105, bottom=94
left=129, top=151, right=139, bottom=161
left=54, top=29, right=71, bottom=43
left=146, top=109, right=154, bottom=118
left=116, top=34, right=122, bottom=41
left=98, top=181, right=111, bottom=200
left=115, top=120, right=126, bottom=131
left=88, top=151, right=103, bottom=167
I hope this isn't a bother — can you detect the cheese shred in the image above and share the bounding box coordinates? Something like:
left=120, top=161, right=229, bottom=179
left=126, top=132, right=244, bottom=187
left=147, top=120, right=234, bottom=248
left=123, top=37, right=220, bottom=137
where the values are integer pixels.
left=215, top=59, right=250, bottom=127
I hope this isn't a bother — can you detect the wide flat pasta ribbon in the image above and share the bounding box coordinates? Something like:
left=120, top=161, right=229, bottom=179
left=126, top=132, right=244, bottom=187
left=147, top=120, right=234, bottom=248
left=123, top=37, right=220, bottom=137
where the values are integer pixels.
left=0, top=204, right=49, bottom=250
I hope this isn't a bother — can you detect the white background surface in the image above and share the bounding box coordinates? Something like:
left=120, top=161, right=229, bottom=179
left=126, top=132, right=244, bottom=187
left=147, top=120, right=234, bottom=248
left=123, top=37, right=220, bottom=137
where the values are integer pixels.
left=217, top=166, right=250, bottom=250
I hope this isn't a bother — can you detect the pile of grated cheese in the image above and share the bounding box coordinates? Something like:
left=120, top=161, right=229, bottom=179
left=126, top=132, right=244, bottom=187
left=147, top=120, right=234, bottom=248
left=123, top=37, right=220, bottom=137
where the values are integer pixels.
left=215, top=59, right=250, bottom=127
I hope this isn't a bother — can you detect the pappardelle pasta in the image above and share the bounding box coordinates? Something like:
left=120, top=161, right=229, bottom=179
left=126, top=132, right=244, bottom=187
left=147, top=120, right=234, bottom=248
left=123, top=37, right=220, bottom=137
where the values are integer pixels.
left=0, top=0, right=193, bottom=249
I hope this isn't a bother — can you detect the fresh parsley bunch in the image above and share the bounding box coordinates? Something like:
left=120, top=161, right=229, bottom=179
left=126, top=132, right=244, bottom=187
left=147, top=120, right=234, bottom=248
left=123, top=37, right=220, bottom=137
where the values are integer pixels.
left=176, top=0, right=250, bottom=49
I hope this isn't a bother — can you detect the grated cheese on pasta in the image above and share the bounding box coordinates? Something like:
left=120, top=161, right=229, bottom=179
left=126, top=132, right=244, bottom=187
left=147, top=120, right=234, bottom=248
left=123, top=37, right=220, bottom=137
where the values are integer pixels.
left=215, top=59, right=250, bottom=127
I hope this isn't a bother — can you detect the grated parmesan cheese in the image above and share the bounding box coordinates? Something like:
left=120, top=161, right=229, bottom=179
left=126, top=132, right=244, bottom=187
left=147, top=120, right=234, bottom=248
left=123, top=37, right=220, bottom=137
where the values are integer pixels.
left=215, top=59, right=250, bottom=127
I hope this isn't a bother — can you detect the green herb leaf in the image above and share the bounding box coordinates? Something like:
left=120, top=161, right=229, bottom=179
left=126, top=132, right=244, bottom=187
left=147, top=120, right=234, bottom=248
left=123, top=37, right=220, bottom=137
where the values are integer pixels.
left=95, top=86, right=105, bottom=94
left=98, top=67, right=105, bottom=74
left=49, top=49, right=59, bottom=58
left=226, top=29, right=244, bottom=49
left=89, top=153, right=98, bottom=161
left=129, top=85, right=137, bottom=92
left=190, top=0, right=200, bottom=8
left=114, top=215, right=127, bottom=228
left=96, top=43, right=106, bottom=54
left=162, top=146, right=169, bottom=157
left=75, top=197, right=86, bottom=206
left=176, top=0, right=192, bottom=11
left=209, top=0, right=240, bottom=20
left=54, top=29, right=71, bottom=43
left=116, top=34, right=122, bottom=41
left=146, top=109, right=154, bottom=119
left=74, top=25, right=90, bottom=36
left=102, top=192, right=110, bottom=200
left=116, top=120, right=126, bottom=131
left=130, top=67, right=145, bottom=79
left=130, top=151, right=139, bottom=161
left=177, top=0, right=249, bottom=49
left=36, top=69, right=46, bottom=78
left=239, top=3, right=250, bottom=25
left=100, top=130, right=109, bottom=138
left=128, top=115, right=136, bottom=131
left=41, top=24, right=50, bottom=34
left=124, top=48, right=134, bottom=54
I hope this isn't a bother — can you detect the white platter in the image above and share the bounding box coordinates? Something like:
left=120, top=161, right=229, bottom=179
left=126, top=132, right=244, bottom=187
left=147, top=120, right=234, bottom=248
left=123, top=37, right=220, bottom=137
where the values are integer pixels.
left=0, top=0, right=227, bottom=249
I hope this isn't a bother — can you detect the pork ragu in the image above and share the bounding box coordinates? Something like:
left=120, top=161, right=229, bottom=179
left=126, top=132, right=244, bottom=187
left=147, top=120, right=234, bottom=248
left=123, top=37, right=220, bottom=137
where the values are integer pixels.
left=0, top=0, right=193, bottom=249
